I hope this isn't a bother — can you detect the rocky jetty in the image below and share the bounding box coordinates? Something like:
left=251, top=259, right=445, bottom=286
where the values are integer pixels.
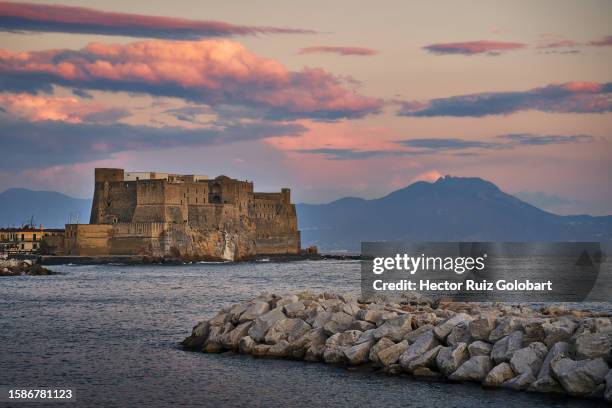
left=182, top=292, right=612, bottom=402
left=0, top=259, right=55, bottom=276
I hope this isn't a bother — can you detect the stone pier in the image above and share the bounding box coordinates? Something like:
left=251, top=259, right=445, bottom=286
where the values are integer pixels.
left=182, top=292, right=612, bottom=402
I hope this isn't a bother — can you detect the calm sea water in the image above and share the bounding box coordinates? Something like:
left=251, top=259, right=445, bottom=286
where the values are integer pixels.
left=0, top=261, right=609, bottom=408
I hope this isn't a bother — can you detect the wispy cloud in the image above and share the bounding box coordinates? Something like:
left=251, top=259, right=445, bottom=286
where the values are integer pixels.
left=294, top=132, right=595, bottom=161
left=588, top=35, right=612, bottom=47
left=293, top=147, right=414, bottom=160
left=397, top=138, right=506, bottom=150
left=0, top=1, right=316, bottom=39
left=399, top=81, right=612, bottom=117
left=0, top=39, right=383, bottom=121
left=537, top=39, right=580, bottom=49
left=498, top=133, right=593, bottom=145
left=298, top=46, right=378, bottom=56
left=423, top=40, right=527, bottom=56
left=0, top=113, right=306, bottom=169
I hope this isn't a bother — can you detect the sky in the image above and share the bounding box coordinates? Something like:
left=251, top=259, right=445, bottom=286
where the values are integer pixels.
left=0, top=0, right=610, bottom=215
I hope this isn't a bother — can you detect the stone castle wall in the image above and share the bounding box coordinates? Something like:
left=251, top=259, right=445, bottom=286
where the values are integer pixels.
left=68, top=168, right=299, bottom=260
left=252, top=191, right=300, bottom=255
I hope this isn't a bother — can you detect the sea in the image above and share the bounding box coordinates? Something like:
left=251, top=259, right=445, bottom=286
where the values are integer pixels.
left=0, top=260, right=609, bottom=407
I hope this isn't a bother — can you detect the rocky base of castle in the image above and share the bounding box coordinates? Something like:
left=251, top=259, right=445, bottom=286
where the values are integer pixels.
left=0, top=259, right=55, bottom=276
left=182, top=292, right=612, bottom=402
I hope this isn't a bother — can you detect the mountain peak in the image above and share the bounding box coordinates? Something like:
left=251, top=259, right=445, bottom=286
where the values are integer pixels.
left=432, top=175, right=500, bottom=191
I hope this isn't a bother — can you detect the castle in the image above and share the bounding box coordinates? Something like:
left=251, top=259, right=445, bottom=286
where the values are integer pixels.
left=63, top=168, right=300, bottom=260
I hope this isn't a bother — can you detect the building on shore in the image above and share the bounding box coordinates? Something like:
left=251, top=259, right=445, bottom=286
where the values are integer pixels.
left=56, top=168, right=301, bottom=261
left=0, top=226, right=64, bottom=255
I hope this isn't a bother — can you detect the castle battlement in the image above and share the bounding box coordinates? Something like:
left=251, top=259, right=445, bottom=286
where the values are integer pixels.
left=64, top=169, right=300, bottom=260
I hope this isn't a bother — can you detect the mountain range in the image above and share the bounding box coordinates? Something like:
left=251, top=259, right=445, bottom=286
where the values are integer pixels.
left=296, top=176, right=612, bottom=252
left=0, top=188, right=91, bottom=228
left=1, top=177, right=610, bottom=252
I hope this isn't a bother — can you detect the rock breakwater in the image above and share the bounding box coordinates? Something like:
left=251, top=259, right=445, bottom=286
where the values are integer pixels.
left=0, top=259, right=55, bottom=276
left=182, top=292, right=612, bottom=402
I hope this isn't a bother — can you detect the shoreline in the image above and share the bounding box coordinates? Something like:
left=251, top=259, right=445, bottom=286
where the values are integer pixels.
left=33, top=253, right=362, bottom=266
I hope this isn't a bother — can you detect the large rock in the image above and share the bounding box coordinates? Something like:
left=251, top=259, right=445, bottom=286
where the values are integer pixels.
left=483, top=362, right=515, bottom=387
left=264, top=318, right=311, bottom=344
left=350, top=320, right=376, bottom=332
left=399, top=330, right=440, bottom=369
left=413, top=367, right=442, bottom=379
left=344, top=340, right=375, bottom=365
left=574, top=331, right=612, bottom=362
left=283, top=301, right=305, bottom=318
left=203, top=322, right=233, bottom=352
left=491, top=331, right=523, bottom=364
left=470, top=316, right=496, bottom=341
left=323, top=330, right=362, bottom=364
left=311, top=311, right=333, bottom=328
left=355, top=329, right=376, bottom=345
left=369, top=338, right=395, bottom=366
left=356, top=309, right=387, bottom=325
left=208, top=312, right=229, bottom=326
left=529, top=341, right=569, bottom=394
left=304, top=343, right=326, bottom=362
left=373, top=315, right=412, bottom=342
left=327, top=330, right=362, bottom=347
left=605, top=369, right=612, bottom=402
left=276, top=294, right=299, bottom=308
left=543, top=317, right=577, bottom=347
left=502, top=372, right=536, bottom=390
left=551, top=357, right=609, bottom=396
left=248, top=307, right=286, bottom=342
left=573, top=317, right=612, bottom=338
left=510, top=342, right=548, bottom=375
left=290, top=328, right=326, bottom=351
left=323, top=346, right=347, bottom=364
left=323, top=312, right=355, bottom=336
left=449, top=356, right=493, bottom=382
left=447, top=322, right=471, bottom=347
left=181, top=321, right=210, bottom=350
left=377, top=340, right=409, bottom=367
left=412, top=312, right=437, bottom=328
left=227, top=303, right=248, bottom=324
left=468, top=340, right=492, bottom=357
left=239, top=301, right=270, bottom=322
left=268, top=340, right=292, bottom=358
left=405, top=345, right=442, bottom=373
left=522, top=320, right=547, bottom=345
left=238, top=336, right=255, bottom=354
left=437, top=343, right=469, bottom=376
left=342, top=301, right=361, bottom=317
left=434, top=313, right=473, bottom=341
left=404, top=324, right=434, bottom=343
left=489, top=316, right=523, bottom=343
left=220, top=321, right=253, bottom=349
left=251, top=344, right=271, bottom=357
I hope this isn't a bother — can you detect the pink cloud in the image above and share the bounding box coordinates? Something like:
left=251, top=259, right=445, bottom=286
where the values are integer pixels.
left=537, top=39, right=580, bottom=49
left=423, top=40, right=527, bottom=56
left=588, top=35, right=612, bottom=47
left=399, top=81, right=612, bottom=117
left=411, top=170, right=443, bottom=183
left=0, top=92, right=129, bottom=123
left=0, top=39, right=382, bottom=120
left=298, top=46, right=378, bottom=56
left=0, top=1, right=315, bottom=39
